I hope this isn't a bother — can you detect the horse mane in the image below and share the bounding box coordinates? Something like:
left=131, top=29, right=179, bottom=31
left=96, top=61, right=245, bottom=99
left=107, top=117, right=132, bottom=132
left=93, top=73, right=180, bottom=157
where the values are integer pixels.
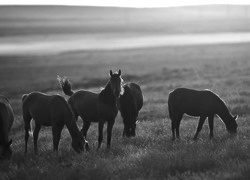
left=204, top=89, right=230, bottom=114
left=213, top=92, right=230, bottom=114
left=22, top=94, right=27, bottom=102
left=120, top=80, right=125, bottom=96
left=121, top=85, right=132, bottom=99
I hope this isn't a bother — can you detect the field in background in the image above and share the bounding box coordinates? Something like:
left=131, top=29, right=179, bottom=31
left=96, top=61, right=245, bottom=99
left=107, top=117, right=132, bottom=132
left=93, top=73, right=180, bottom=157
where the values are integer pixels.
left=0, top=5, right=250, bottom=180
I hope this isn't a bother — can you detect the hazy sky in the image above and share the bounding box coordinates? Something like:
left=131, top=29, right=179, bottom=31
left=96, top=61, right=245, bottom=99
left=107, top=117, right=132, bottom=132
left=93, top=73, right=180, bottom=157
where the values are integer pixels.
left=0, top=0, right=250, bottom=7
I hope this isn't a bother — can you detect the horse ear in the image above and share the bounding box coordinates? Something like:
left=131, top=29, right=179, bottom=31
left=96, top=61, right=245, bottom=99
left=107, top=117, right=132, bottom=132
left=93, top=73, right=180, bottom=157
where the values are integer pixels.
left=109, top=70, right=113, bottom=77
left=118, top=69, right=121, bottom=76
left=234, top=115, right=238, bottom=121
left=8, top=139, right=12, bottom=146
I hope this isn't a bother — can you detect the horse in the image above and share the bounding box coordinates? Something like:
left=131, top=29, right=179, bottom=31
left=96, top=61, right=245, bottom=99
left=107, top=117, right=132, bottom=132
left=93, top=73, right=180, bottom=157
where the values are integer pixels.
left=168, top=88, right=238, bottom=140
left=22, top=92, right=88, bottom=154
left=118, top=82, right=143, bottom=137
left=58, top=70, right=123, bottom=149
left=0, top=95, right=14, bottom=160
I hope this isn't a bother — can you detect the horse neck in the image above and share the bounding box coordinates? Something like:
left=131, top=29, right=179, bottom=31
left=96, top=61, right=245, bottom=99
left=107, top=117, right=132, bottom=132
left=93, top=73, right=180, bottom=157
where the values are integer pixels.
left=216, top=100, right=233, bottom=125
left=64, top=108, right=80, bottom=141
left=99, top=82, right=116, bottom=106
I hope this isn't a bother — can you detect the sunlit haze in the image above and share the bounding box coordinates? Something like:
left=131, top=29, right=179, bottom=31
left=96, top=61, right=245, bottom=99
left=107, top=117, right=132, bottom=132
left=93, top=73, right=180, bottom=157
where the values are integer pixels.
left=0, top=0, right=250, bottom=7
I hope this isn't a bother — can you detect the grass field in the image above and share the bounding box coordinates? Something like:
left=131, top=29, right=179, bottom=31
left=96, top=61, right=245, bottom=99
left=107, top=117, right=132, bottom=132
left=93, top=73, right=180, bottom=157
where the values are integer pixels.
left=1, top=5, right=250, bottom=180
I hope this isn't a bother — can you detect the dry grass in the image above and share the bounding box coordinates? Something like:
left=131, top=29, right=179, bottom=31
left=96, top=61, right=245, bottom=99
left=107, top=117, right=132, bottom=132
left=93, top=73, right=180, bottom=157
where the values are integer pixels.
left=0, top=43, right=250, bottom=180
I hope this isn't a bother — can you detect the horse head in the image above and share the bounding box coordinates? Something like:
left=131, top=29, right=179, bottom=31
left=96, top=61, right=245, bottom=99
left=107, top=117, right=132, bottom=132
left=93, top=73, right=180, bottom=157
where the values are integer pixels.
left=72, top=133, right=91, bottom=153
left=71, top=133, right=85, bottom=153
left=123, top=120, right=138, bottom=138
left=226, top=115, right=238, bottom=134
left=0, top=139, right=12, bottom=160
left=109, top=69, right=123, bottom=99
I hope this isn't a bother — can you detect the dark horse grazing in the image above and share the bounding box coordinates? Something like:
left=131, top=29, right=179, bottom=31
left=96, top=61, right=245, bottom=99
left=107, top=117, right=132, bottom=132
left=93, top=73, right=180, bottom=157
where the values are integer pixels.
left=58, top=70, right=123, bottom=149
left=168, top=88, right=238, bottom=140
left=118, top=83, right=143, bottom=137
left=22, top=92, right=87, bottom=153
left=0, top=96, right=14, bottom=160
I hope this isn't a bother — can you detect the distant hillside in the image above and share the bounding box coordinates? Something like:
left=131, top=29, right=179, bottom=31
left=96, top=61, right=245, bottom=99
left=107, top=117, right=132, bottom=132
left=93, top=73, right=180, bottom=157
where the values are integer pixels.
left=0, top=5, right=249, bottom=19
left=0, top=5, right=249, bottom=36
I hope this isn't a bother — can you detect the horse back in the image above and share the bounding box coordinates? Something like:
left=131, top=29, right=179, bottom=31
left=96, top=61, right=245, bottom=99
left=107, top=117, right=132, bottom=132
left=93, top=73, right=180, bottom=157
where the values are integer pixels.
left=49, top=95, right=73, bottom=123
left=22, top=92, right=50, bottom=114
left=168, top=88, right=222, bottom=117
left=22, top=92, right=69, bottom=125
left=69, top=90, right=99, bottom=120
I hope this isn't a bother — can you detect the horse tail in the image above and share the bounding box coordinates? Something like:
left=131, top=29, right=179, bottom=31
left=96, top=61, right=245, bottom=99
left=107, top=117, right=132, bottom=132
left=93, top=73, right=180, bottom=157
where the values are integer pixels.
left=57, top=75, right=74, bottom=96
left=22, top=94, right=27, bottom=102
left=28, top=123, right=32, bottom=137
left=23, top=109, right=33, bottom=137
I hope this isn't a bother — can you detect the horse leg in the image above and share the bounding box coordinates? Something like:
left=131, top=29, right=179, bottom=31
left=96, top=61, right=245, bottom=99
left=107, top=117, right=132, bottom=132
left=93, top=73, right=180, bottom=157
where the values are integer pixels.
left=52, top=124, right=64, bottom=152
left=175, top=114, right=183, bottom=139
left=23, top=112, right=32, bottom=154
left=82, top=120, right=91, bottom=138
left=107, top=119, right=115, bottom=148
left=208, top=115, right=214, bottom=139
left=171, top=119, right=176, bottom=141
left=33, top=123, right=41, bottom=154
left=193, top=116, right=206, bottom=140
left=97, top=120, right=105, bottom=149
left=171, top=113, right=182, bottom=140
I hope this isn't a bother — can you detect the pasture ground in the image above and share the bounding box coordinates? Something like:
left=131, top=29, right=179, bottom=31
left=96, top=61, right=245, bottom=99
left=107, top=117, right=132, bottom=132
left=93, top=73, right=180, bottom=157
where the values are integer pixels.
left=0, top=43, right=250, bottom=180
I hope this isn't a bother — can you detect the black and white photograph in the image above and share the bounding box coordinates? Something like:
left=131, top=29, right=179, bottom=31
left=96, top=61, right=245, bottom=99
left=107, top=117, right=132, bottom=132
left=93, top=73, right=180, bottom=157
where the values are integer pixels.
left=0, top=0, right=250, bottom=179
